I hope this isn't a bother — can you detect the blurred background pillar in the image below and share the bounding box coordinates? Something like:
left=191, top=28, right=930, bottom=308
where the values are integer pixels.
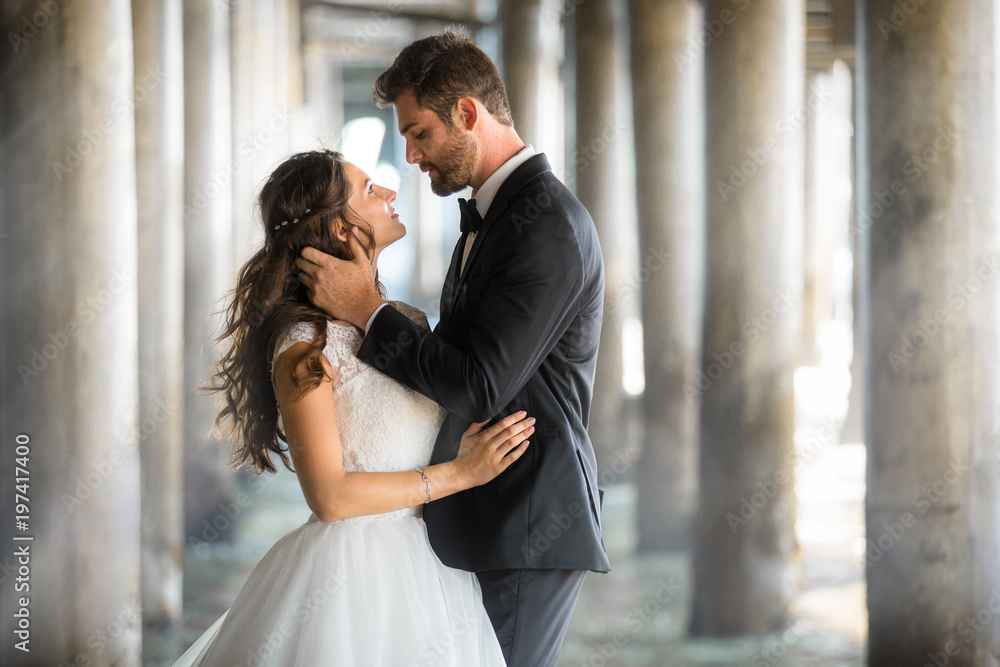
left=232, top=0, right=303, bottom=266
left=132, top=0, right=186, bottom=634
left=575, top=0, right=625, bottom=473
left=802, top=61, right=852, bottom=372
left=628, top=0, right=704, bottom=552
left=182, top=0, right=235, bottom=536
left=800, top=69, right=823, bottom=366
left=842, top=71, right=864, bottom=444
left=0, top=0, right=142, bottom=663
left=691, top=0, right=804, bottom=634
left=267, top=0, right=301, bottom=208
left=230, top=0, right=259, bottom=265
left=303, top=40, right=343, bottom=140
left=501, top=0, right=563, bottom=163
left=860, top=0, right=1000, bottom=662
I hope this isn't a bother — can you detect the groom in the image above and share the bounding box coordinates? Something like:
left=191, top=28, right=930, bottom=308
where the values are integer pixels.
left=297, top=32, right=610, bottom=666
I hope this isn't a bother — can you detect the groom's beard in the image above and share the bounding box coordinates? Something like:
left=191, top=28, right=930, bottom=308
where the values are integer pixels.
left=423, top=128, right=477, bottom=197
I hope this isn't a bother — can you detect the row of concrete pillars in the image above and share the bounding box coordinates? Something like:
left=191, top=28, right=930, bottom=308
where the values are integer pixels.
left=2, top=0, right=999, bottom=664
left=1, top=0, right=300, bottom=663
left=533, top=0, right=1000, bottom=659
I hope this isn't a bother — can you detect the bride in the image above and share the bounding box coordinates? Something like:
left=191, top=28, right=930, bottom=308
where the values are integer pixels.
left=173, top=149, right=533, bottom=666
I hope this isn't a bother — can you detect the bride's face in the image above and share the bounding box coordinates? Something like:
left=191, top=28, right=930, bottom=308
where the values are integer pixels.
left=340, top=161, right=405, bottom=251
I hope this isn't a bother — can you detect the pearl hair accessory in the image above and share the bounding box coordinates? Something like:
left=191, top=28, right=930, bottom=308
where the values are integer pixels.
left=273, top=208, right=311, bottom=231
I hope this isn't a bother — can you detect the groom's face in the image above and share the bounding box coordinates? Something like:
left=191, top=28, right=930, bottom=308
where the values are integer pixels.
left=395, top=89, right=477, bottom=197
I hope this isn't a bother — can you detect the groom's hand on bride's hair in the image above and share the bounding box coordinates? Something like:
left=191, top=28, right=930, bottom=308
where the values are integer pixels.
left=296, top=231, right=384, bottom=329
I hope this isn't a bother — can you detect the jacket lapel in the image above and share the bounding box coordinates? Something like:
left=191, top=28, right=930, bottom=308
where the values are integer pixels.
left=438, top=232, right=467, bottom=340
left=458, top=153, right=552, bottom=283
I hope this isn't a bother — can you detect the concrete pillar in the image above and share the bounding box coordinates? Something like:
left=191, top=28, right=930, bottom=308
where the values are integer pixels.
left=803, top=64, right=851, bottom=369
left=413, top=166, right=445, bottom=306
left=231, top=0, right=300, bottom=265
left=690, top=0, right=803, bottom=635
left=501, top=0, right=563, bottom=162
left=303, top=41, right=343, bottom=140
left=0, top=1, right=142, bottom=663
left=843, top=229, right=865, bottom=442
left=230, top=0, right=257, bottom=266
left=271, top=0, right=290, bottom=122
left=860, top=1, right=1000, bottom=663
left=575, top=0, right=626, bottom=473
left=183, top=0, right=235, bottom=536
left=285, top=0, right=304, bottom=144
left=842, top=68, right=863, bottom=444
left=801, top=70, right=823, bottom=366
left=267, top=0, right=294, bottom=196
left=132, top=0, right=185, bottom=632
left=628, top=0, right=704, bottom=552
left=251, top=0, right=281, bottom=251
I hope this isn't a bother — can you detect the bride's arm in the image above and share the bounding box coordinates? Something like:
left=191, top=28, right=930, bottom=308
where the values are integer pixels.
left=273, top=341, right=533, bottom=522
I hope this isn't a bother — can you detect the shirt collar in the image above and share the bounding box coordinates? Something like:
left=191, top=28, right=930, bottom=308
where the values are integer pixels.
left=470, top=145, right=536, bottom=219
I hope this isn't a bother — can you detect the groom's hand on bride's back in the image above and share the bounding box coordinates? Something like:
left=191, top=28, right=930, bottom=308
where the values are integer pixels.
left=296, top=231, right=384, bottom=329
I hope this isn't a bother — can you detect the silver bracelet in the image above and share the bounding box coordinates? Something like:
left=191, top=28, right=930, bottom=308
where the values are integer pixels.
left=415, top=467, right=431, bottom=504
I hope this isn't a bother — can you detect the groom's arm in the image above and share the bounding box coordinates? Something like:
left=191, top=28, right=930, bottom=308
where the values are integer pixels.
left=359, top=215, right=586, bottom=423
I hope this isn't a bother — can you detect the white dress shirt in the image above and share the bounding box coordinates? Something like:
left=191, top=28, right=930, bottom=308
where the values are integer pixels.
left=460, top=145, right=535, bottom=275
left=365, top=145, right=537, bottom=335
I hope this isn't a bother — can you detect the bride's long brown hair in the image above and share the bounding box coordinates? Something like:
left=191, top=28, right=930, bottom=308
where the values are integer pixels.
left=208, top=149, right=385, bottom=473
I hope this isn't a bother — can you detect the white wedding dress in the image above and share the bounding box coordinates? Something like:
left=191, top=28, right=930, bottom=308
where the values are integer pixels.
left=173, top=302, right=505, bottom=666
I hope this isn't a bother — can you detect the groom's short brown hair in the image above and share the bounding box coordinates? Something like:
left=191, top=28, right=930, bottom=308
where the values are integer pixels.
left=373, top=30, right=514, bottom=127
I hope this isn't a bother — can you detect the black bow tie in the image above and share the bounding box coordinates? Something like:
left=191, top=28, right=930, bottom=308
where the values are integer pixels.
left=458, top=197, right=483, bottom=234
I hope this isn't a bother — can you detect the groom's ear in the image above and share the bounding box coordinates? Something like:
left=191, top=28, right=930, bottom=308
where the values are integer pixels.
left=454, top=96, right=480, bottom=132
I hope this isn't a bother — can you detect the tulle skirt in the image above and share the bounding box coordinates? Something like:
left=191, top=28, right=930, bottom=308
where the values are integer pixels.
left=173, top=511, right=505, bottom=666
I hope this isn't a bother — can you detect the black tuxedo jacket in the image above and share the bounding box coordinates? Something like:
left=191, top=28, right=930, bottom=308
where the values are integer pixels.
left=358, top=153, right=611, bottom=573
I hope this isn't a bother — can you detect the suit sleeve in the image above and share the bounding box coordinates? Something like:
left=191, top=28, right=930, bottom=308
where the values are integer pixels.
left=357, top=214, right=584, bottom=423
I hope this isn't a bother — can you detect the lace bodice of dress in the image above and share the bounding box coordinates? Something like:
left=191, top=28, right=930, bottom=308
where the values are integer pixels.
left=272, top=302, right=445, bottom=523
